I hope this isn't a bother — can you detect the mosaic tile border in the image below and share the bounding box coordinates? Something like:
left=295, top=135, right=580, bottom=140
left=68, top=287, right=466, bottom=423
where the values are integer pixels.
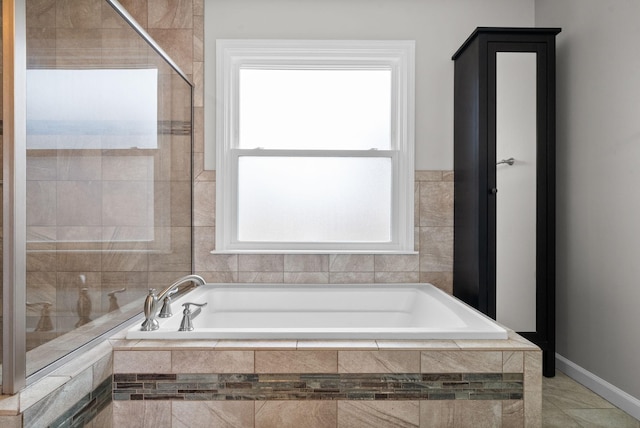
left=113, top=373, right=523, bottom=401
left=48, top=376, right=112, bottom=428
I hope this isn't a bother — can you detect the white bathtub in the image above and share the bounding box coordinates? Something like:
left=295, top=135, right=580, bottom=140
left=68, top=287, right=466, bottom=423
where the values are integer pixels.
left=126, top=283, right=507, bottom=340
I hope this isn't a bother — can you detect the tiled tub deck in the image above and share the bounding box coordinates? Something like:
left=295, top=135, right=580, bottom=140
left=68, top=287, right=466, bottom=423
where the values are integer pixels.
left=111, top=331, right=542, bottom=427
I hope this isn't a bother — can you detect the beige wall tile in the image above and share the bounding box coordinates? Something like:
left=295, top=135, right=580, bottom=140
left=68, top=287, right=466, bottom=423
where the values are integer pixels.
left=239, top=255, right=284, bottom=272
left=173, top=402, right=254, bottom=428
left=147, top=29, right=193, bottom=74
left=27, top=181, right=56, bottom=226
left=284, top=272, right=329, bottom=284
left=329, top=272, right=375, bottom=284
left=115, top=0, right=148, bottom=27
left=442, top=170, right=454, bottom=181
left=113, top=350, right=171, bottom=373
left=421, top=351, right=503, bottom=373
left=338, top=401, right=419, bottom=428
left=420, top=400, right=502, bottom=428
left=193, top=181, right=215, bottom=226
left=193, top=18, right=204, bottom=62
left=27, top=0, right=57, bottom=28
left=415, top=170, right=442, bottom=182
left=148, top=0, right=193, bottom=28
left=524, top=351, right=542, bottom=427
left=56, top=0, right=102, bottom=29
left=238, top=272, right=284, bottom=283
left=171, top=350, right=254, bottom=373
left=419, top=272, right=453, bottom=294
left=284, top=255, right=329, bottom=272
left=339, top=351, right=420, bottom=373
left=419, top=181, right=453, bottom=227
left=57, top=181, right=102, bottom=226
left=374, top=271, right=420, bottom=283
left=256, top=401, right=336, bottom=428
left=419, top=227, right=453, bottom=272
left=329, top=255, right=374, bottom=272
left=374, top=254, right=419, bottom=272
left=255, top=351, right=337, bottom=373
left=0, top=416, right=22, bottom=428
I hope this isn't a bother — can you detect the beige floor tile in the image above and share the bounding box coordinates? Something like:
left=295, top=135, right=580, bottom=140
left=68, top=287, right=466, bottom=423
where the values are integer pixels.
left=563, top=409, right=640, bottom=428
left=543, top=371, right=615, bottom=410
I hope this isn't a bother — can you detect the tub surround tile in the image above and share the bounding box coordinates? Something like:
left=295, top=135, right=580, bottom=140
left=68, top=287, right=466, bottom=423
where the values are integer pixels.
left=376, top=340, right=459, bottom=350
left=502, top=400, right=525, bottom=428
left=338, top=401, right=420, bottom=428
left=172, top=401, right=254, bottom=428
left=171, top=350, right=254, bottom=373
left=374, top=271, right=420, bottom=283
left=0, top=415, right=22, bottom=428
left=256, top=350, right=337, bottom=373
left=419, top=227, right=454, bottom=272
left=148, top=0, right=193, bottom=29
left=112, top=372, right=523, bottom=402
left=297, top=340, right=378, bottom=350
left=238, top=272, right=285, bottom=283
left=193, top=180, right=215, bottom=226
left=215, top=340, right=298, bottom=350
left=338, top=351, right=420, bottom=374
left=19, top=376, right=72, bottom=412
left=113, top=350, right=171, bottom=373
left=421, top=351, right=503, bottom=373
left=23, top=368, right=93, bottom=427
left=329, top=272, right=375, bottom=284
left=503, top=351, right=524, bottom=373
left=284, top=272, right=330, bottom=284
left=373, top=254, right=419, bottom=272
left=256, top=401, right=337, bottom=428
left=419, top=181, right=454, bottom=227
left=113, top=401, right=171, bottom=428
left=415, top=170, right=443, bottom=182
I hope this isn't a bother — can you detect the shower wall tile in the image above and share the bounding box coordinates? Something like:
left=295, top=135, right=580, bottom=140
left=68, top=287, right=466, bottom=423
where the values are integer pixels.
left=255, top=351, right=338, bottom=373
left=193, top=61, right=205, bottom=107
left=194, top=181, right=215, bottom=226
left=148, top=0, right=193, bottom=29
left=55, top=28, right=102, bottom=67
left=193, top=108, right=205, bottom=154
left=56, top=0, right=103, bottom=29
left=415, top=170, right=442, bottom=182
left=57, top=181, right=102, bottom=226
left=193, top=18, right=204, bottom=62
left=113, top=0, right=148, bottom=28
left=256, top=401, right=336, bottom=428
left=338, top=401, right=420, bottom=428
left=113, top=401, right=171, bottom=428
left=146, top=29, right=193, bottom=74
left=173, top=402, right=254, bottom=428
left=338, top=351, right=420, bottom=373
left=26, top=181, right=57, bottom=226
left=26, top=0, right=57, bottom=28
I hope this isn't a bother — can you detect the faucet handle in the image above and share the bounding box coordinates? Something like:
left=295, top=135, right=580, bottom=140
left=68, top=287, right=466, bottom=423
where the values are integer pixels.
left=179, top=302, right=208, bottom=332
left=158, top=289, right=179, bottom=318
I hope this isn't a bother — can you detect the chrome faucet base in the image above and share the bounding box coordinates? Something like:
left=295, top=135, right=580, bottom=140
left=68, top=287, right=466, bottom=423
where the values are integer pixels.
left=140, top=275, right=206, bottom=331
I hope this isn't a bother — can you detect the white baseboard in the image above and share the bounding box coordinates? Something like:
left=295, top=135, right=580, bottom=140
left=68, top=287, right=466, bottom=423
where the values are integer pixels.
left=555, top=353, right=640, bottom=420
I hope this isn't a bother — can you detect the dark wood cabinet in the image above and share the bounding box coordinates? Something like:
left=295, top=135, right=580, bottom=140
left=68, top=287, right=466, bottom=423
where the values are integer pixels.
left=452, top=27, right=560, bottom=377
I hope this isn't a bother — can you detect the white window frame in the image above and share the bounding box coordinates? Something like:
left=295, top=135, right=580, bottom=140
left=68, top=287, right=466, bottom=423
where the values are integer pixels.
left=215, top=39, right=415, bottom=253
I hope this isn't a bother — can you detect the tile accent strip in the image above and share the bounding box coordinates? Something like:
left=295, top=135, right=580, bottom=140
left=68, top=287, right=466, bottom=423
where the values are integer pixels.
left=113, top=373, right=523, bottom=401
left=48, top=377, right=112, bottom=428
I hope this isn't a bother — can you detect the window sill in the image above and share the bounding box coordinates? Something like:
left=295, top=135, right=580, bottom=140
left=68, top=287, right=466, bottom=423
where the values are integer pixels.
left=210, top=249, right=419, bottom=255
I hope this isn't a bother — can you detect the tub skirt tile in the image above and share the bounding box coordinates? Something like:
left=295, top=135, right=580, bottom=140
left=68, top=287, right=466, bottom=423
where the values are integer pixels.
left=172, top=401, right=254, bottom=428
left=338, top=401, right=419, bottom=428
left=171, top=350, right=254, bottom=373
left=420, top=400, right=502, bottom=428
left=255, top=401, right=336, bottom=428
left=255, top=350, right=337, bottom=373
left=421, top=351, right=502, bottom=373
left=338, top=351, right=420, bottom=373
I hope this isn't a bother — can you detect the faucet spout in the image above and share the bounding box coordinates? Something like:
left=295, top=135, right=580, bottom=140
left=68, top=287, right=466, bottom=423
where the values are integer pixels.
left=140, top=274, right=206, bottom=331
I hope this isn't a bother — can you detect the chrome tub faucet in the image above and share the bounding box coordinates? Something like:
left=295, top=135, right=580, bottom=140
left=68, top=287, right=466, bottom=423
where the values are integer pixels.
left=140, top=274, right=206, bottom=331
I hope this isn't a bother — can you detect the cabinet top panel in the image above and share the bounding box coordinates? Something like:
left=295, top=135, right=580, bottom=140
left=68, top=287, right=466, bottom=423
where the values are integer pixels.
left=452, top=27, right=562, bottom=60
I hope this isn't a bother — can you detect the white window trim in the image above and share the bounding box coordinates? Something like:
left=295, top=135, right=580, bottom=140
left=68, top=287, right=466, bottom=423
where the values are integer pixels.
left=215, top=39, right=415, bottom=253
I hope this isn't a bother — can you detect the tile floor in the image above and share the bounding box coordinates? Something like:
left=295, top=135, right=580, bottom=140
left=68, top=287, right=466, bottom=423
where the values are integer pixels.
left=543, top=370, right=640, bottom=427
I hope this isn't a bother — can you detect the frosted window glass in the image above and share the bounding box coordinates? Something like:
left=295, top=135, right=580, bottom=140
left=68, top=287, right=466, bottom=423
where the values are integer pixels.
left=238, top=157, right=392, bottom=242
left=239, top=69, right=391, bottom=150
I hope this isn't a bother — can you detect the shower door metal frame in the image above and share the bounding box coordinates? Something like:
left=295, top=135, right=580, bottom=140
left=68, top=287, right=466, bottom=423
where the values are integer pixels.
left=2, top=0, right=28, bottom=395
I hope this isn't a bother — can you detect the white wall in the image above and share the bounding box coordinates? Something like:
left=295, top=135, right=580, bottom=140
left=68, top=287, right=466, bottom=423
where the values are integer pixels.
left=536, top=0, right=640, bottom=399
left=204, top=0, right=534, bottom=170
